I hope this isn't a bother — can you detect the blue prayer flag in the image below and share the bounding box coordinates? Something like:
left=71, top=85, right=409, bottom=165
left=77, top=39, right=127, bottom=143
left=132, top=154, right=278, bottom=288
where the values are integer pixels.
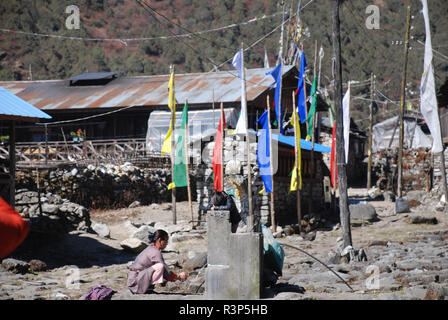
left=295, top=50, right=307, bottom=123
left=255, top=110, right=272, bottom=193
left=266, top=63, right=284, bottom=134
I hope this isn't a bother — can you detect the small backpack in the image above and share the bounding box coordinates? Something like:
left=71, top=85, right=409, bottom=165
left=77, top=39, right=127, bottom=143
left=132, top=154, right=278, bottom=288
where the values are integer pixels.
left=82, top=285, right=116, bottom=300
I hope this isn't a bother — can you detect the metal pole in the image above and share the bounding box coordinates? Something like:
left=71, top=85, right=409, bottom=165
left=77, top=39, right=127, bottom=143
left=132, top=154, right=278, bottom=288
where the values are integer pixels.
left=397, top=6, right=411, bottom=199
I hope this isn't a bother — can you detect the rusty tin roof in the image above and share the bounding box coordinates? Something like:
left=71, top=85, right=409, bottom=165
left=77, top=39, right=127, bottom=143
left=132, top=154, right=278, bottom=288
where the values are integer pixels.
left=0, top=66, right=296, bottom=111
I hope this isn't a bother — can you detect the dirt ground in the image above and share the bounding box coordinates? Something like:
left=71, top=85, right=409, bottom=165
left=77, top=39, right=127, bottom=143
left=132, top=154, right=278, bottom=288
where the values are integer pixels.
left=2, top=187, right=448, bottom=300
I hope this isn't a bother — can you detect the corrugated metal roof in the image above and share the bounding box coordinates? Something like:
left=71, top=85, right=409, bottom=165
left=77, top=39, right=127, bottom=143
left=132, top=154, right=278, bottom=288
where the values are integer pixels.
left=0, top=86, right=52, bottom=120
left=0, top=66, right=296, bottom=111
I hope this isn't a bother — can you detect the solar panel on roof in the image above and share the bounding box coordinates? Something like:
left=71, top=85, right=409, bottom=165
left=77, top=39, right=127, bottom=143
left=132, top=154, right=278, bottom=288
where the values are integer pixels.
left=68, top=72, right=119, bottom=82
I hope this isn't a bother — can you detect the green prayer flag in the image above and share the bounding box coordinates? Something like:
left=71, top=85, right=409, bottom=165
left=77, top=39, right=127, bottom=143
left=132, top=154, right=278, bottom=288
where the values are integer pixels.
left=171, top=102, right=189, bottom=189
left=306, top=77, right=318, bottom=139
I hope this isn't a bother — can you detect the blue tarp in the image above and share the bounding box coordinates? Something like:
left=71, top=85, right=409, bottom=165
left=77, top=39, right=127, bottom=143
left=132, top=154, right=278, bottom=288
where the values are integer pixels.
left=249, top=129, right=331, bottom=153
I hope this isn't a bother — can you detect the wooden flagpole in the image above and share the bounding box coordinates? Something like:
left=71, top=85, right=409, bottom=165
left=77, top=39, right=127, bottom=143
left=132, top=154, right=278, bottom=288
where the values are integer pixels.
left=267, top=95, right=276, bottom=232
left=241, top=44, right=254, bottom=232
left=292, top=91, right=302, bottom=233
left=184, top=99, right=194, bottom=229
left=169, top=64, right=177, bottom=225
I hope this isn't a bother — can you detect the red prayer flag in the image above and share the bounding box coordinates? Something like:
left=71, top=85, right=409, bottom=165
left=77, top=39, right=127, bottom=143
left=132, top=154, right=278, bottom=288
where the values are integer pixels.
left=0, top=197, right=30, bottom=258
left=330, top=122, right=337, bottom=189
left=212, top=109, right=226, bottom=192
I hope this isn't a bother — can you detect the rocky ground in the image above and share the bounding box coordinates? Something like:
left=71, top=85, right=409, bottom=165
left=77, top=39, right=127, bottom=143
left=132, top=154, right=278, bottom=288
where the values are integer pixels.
left=1, top=187, right=448, bottom=300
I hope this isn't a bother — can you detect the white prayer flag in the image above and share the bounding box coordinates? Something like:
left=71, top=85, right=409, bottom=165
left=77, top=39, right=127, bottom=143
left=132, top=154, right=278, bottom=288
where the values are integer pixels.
left=231, top=49, right=248, bottom=134
left=264, top=48, right=270, bottom=69
left=343, top=85, right=350, bottom=164
left=420, top=0, right=443, bottom=153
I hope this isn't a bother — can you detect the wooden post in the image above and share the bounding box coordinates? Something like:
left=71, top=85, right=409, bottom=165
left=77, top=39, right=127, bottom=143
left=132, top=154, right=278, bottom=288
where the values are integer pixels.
left=241, top=44, right=254, bottom=232
left=184, top=100, right=194, bottom=229
left=169, top=65, right=177, bottom=225
left=332, top=0, right=352, bottom=249
left=308, top=40, right=318, bottom=215
left=367, top=73, right=374, bottom=189
left=44, top=123, right=48, bottom=166
left=267, top=95, right=276, bottom=232
left=397, top=6, right=411, bottom=199
left=292, top=91, right=302, bottom=233
left=9, top=121, right=16, bottom=208
left=220, top=102, right=224, bottom=191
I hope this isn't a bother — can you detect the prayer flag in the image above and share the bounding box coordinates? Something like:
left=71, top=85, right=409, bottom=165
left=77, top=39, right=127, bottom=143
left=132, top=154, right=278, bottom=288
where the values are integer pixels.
left=266, top=63, right=284, bottom=134
left=330, top=122, right=337, bottom=189
left=161, top=70, right=176, bottom=155
left=264, top=48, right=270, bottom=69
left=420, top=0, right=443, bottom=153
left=306, top=76, right=318, bottom=140
left=232, top=49, right=248, bottom=135
left=343, top=86, right=350, bottom=164
left=212, top=108, right=226, bottom=192
left=255, top=110, right=272, bottom=193
left=168, top=102, right=189, bottom=190
left=295, top=50, right=307, bottom=123
left=290, top=109, right=302, bottom=191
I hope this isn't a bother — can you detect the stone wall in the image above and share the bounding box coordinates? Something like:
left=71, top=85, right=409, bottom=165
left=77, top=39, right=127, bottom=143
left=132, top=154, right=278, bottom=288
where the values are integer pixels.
left=196, top=133, right=325, bottom=228
left=15, top=162, right=197, bottom=210
left=372, top=148, right=433, bottom=192
left=15, top=189, right=91, bottom=234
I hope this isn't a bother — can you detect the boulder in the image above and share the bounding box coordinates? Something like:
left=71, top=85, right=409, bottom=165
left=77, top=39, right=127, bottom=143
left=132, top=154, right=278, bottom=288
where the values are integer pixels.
left=1, top=258, right=30, bottom=274
left=29, top=259, right=47, bottom=272
left=91, top=221, right=111, bottom=238
left=131, top=225, right=156, bottom=243
left=395, top=198, right=410, bottom=214
left=182, top=252, right=207, bottom=271
left=349, top=203, right=378, bottom=222
left=120, top=238, right=148, bottom=254
left=405, top=215, right=438, bottom=225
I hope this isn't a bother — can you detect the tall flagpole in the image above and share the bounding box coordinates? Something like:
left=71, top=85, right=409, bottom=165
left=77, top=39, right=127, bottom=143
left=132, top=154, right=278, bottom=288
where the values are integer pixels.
left=267, top=95, right=276, bottom=232
left=277, top=2, right=285, bottom=133
left=220, top=102, right=224, bottom=191
left=185, top=99, right=194, bottom=229
left=397, top=6, right=411, bottom=200
left=169, top=64, right=177, bottom=225
left=241, top=44, right=254, bottom=231
left=292, top=91, right=302, bottom=233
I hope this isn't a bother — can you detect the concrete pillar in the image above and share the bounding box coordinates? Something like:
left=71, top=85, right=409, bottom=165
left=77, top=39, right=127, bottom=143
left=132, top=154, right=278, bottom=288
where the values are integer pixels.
left=205, top=210, right=262, bottom=300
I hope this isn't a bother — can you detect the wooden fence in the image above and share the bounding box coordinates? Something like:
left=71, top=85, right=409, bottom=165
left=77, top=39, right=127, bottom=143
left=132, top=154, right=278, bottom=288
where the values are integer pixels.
left=0, top=138, right=171, bottom=168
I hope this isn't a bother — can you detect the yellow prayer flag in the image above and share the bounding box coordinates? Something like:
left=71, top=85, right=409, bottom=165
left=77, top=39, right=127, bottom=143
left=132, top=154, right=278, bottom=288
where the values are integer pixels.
left=161, top=70, right=176, bottom=156
left=167, top=182, right=176, bottom=190
left=290, top=109, right=302, bottom=192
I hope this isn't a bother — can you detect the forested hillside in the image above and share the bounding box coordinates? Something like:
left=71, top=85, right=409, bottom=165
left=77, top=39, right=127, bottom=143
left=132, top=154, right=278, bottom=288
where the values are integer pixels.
left=0, top=0, right=447, bottom=130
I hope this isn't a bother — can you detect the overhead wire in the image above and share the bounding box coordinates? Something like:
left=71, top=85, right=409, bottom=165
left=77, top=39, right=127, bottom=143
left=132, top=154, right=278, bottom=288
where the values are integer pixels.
left=0, top=12, right=282, bottom=44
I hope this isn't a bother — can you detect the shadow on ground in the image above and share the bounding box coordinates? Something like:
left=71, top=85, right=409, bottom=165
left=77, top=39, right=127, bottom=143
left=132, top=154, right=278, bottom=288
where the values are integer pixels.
left=8, top=229, right=135, bottom=269
left=262, top=283, right=306, bottom=298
